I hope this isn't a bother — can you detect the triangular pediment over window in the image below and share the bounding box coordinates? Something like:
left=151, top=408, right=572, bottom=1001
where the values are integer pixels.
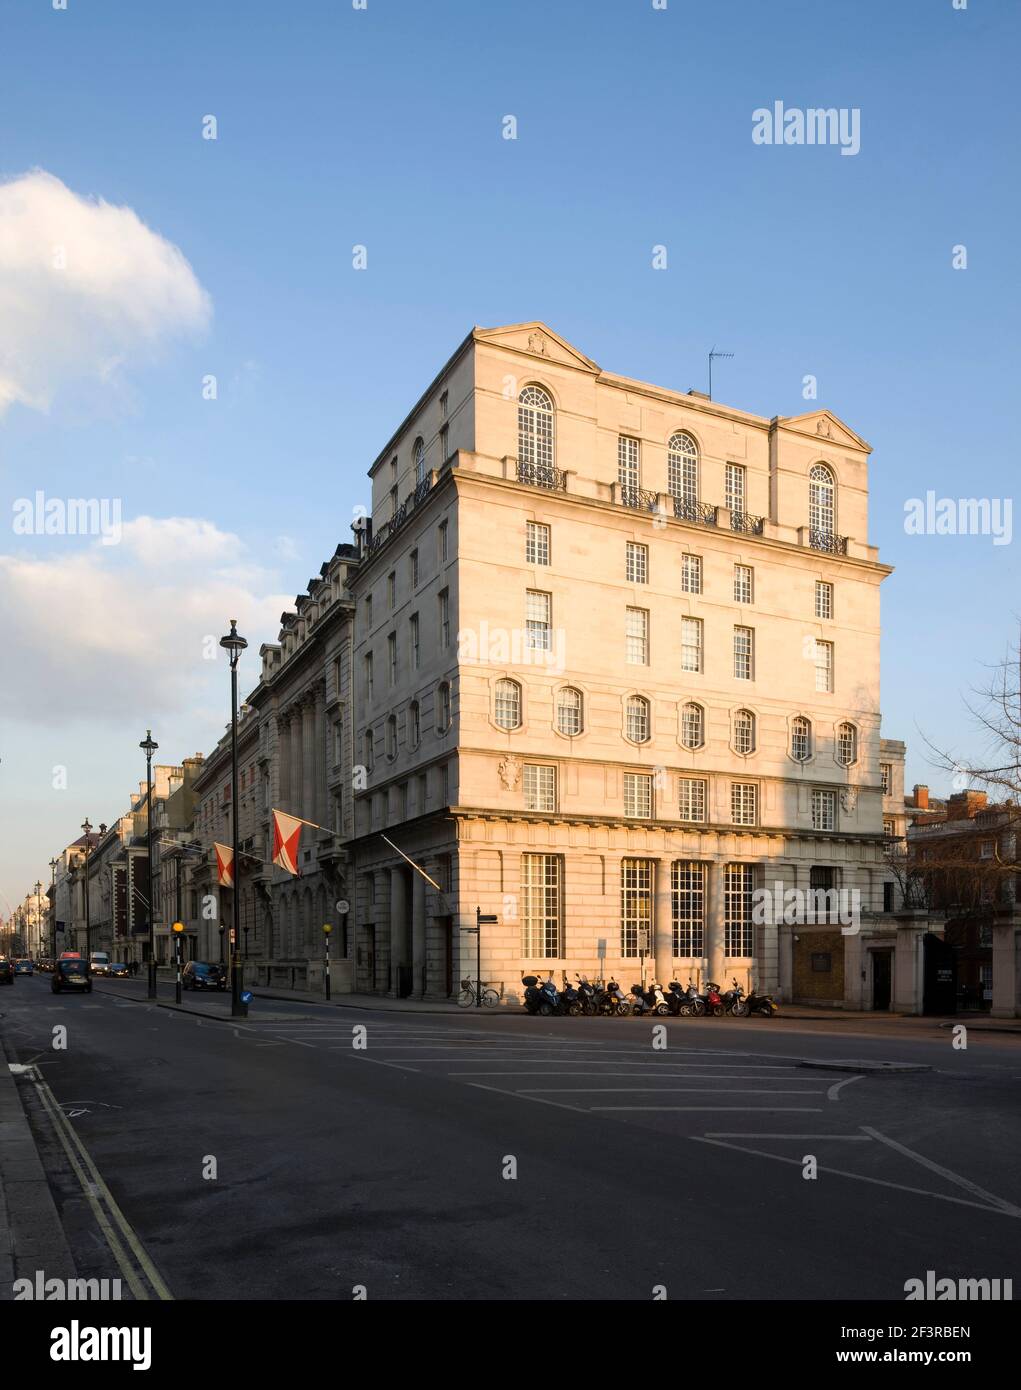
left=473, top=322, right=600, bottom=374
left=774, top=410, right=871, bottom=453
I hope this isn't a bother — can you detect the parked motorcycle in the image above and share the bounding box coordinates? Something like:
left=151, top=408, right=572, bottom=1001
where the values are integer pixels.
left=664, top=981, right=687, bottom=1015
left=703, top=981, right=725, bottom=1017
left=721, top=978, right=749, bottom=1017
left=745, top=987, right=779, bottom=1017
left=605, top=978, right=632, bottom=1016
left=575, top=976, right=599, bottom=1015
left=630, top=981, right=671, bottom=1017
left=521, top=974, right=543, bottom=1014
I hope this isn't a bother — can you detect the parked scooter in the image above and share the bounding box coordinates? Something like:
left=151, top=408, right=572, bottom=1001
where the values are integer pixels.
left=664, top=981, right=687, bottom=1015
left=604, top=978, right=632, bottom=1016
left=559, top=979, right=583, bottom=1016
left=703, top=981, right=725, bottom=1017
left=521, top=974, right=542, bottom=1014
left=721, top=978, right=749, bottom=1017
left=575, top=976, right=599, bottom=1015
left=630, top=981, right=671, bottom=1016
left=745, top=986, right=779, bottom=1017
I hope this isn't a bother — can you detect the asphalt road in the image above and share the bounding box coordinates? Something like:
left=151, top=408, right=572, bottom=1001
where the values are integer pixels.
left=2, top=973, right=1020, bottom=1301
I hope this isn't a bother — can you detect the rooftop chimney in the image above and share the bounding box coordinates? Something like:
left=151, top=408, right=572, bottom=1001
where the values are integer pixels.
left=913, top=784, right=929, bottom=810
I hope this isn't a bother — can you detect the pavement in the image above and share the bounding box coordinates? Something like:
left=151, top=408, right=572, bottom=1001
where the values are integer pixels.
left=1, top=970, right=1019, bottom=1302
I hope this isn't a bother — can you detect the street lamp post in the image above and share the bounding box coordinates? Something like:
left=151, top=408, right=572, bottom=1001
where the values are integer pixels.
left=140, top=730, right=159, bottom=1000
left=81, top=819, right=93, bottom=960
left=219, top=619, right=248, bottom=1019
left=49, top=858, right=58, bottom=962
left=34, top=881, right=42, bottom=960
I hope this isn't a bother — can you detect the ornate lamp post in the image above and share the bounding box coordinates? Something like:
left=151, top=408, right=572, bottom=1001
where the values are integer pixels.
left=81, top=818, right=93, bottom=959
left=49, top=857, right=58, bottom=961
left=140, top=730, right=159, bottom=999
left=219, top=619, right=248, bottom=1018
left=33, top=880, right=42, bottom=959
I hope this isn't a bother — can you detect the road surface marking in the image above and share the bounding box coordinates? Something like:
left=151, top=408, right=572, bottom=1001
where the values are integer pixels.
left=516, top=1087, right=826, bottom=1095
left=827, top=1075, right=865, bottom=1101
left=464, top=1082, right=586, bottom=1114
left=861, top=1125, right=1021, bottom=1217
left=28, top=1067, right=173, bottom=1299
left=592, top=1105, right=824, bottom=1112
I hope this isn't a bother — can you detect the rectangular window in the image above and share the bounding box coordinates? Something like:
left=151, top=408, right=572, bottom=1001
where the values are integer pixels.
left=883, top=818, right=895, bottom=838
left=526, top=521, right=550, bottom=566
left=731, top=783, right=757, bottom=825
left=526, top=590, right=552, bottom=651
left=673, top=862, right=705, bottom=957
left=724, top=864, right=755, bottom=956
left=681, top=616, right=703, bottom=673
left=387, top=632, right=397, bottom=686
left=725, top=463, right=746, bottom=513
left=680, top=553, right=703, bottom=595
left=624, top=772, right=653, bottom=819
left=439, top=424, right=449, bottom=462
left=881, top=763, right=891, bottom=795
left=410, top=612, right=420, bottom=669
left=626, top=607, right=649, bottom=665
left=734, top=564, right=754, bottom=604
left=678, top=777, right=707, bottom=823
left=883, top=881, right=894, bottom=912
left=980, top=840, right=994, bottom=859
left=733, top=626, right=754, bottom=680
left=618, top=435, right=641, bottom=490
left=626, top=541, right=648, bottom=584
left=410, top=549, right=419, bottom=586
left=620, top=858, right=652, bottom=957
left=815, top=580, right=833, bottom=620
left=814, top=639, right=833, bottom=692
left=812, top=789, right=836, bottom=831
left=521, top=854, right=563, bottom=958
left=387, top=572, right=396, bottom=609
left=524, top=763, right=556, bottom=812
left=365, top=594, right=373, bottom=630
left=438, top=589, right=450, bottom=648
left=439, top=390, right=448, bottom=419
left=389, top=484, right=399, bottom=518
left=364, top=652, right=373, bottom=702
left=438, top=520, right=448, bottom=563
left=809, top=865, right=839, bottom=923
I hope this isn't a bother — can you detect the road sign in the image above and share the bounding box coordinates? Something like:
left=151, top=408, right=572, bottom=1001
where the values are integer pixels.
left=335, top=900, right=350, bottom=915
left=478, top=914, right=499, bottom=924
left=637, top=928, right=650, bottom=953
left=241, top=990, right=252, bottom=1005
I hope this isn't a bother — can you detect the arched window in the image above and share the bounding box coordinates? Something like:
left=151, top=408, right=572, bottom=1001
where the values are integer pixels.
left=626, top=695, right=651, bottom=744
left=668, top=432, right=699, bottom=504
left=518, top=385, right=555, bottom=473
left=437, top=681, right=451, bottom=733
left=734, top=709, right=756, bottom=755
left=791, top=716, right=812, bottom=762
left=809, top=463, right=835, bottom=536
left=413, top=437, right=426, bottom=487
left=494, top=678, right=522, bottom=730
left=836, top=722, right=858, bottom=766
left=681, top=702, right=704, bottom=750
left=409, top=700, right=420, bottom=748
left=556, top=687, right=583, bottom=736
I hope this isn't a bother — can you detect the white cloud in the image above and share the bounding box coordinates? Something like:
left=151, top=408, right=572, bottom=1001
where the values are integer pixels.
left=0, top=169, right=210, bottom=415
left=0, top=517, right=291, bottom=724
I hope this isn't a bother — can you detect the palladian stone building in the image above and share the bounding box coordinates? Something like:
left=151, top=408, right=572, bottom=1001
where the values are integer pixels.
left=348, top=322, right=912, bottom=1006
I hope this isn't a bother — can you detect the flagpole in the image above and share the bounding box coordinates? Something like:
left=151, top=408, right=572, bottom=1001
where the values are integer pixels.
left=380, top=834, right=443, bottom=892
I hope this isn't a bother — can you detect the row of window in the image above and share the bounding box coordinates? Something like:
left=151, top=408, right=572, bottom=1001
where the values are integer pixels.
left=517, top=763, right=844, bottom=830
left=525, top=589, right=836, bottom=688
left=494, top=679, right=859, bottom=762
left=527, top=523, right=835, bottom=618
left=518, top=385, right=839, bottom=530
left=522, top=854, right=758, bottom=959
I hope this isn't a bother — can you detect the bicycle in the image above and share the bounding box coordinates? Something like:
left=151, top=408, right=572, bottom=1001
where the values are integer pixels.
left=457, top=977, right=500, bottom=1008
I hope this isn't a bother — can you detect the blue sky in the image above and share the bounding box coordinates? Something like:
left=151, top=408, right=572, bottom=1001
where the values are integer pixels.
left=1, top=0, right=1018, bottom=911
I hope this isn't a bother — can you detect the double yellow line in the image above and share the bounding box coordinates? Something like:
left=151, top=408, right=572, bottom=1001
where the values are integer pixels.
left=28, top=1066, right=173, bottom=1301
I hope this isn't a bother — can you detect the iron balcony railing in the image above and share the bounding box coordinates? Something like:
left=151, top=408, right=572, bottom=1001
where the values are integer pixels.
left=731, top=511, right=765, bottom=535
left=620, top=485, right=660, bottom=513
left=809, top=528, right=849, bottom=554
left=366, top=473, right=434, bottom=557
left=673, top=497, right=718, bottom=527
left=516, top=461, right=567, bottom=491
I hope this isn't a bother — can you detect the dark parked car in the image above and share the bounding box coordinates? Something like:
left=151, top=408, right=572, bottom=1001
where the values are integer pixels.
left=182, top=961, right=227, bottom=991
left=51, top=959, right=92, bottom=994
left=0, top=959, right=14, bottom=986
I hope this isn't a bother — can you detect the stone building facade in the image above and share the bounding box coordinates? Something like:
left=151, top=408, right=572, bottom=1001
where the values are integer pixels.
left=346, top=321, right=919, bottom=1007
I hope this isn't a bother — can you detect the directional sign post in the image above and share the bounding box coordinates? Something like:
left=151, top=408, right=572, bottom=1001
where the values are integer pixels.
left=461, top=907, right=499, bottom=1008
left=322, top=924, right=333, bottom=1001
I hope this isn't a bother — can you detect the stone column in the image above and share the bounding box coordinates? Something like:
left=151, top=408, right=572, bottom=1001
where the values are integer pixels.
left=654, top=857, right=673, bottom=984
left=314, top=687, right=326, bottom=830
left=412, top=866, right=427, bottom=999
left=278, top=714, right=291, bottom=812
left=893, top=924, right=923, bottom=1014
left=389, top=866, right=407, bottom=997
left=302, top=697, right=315, bottom=824
left=374, top=869, right=390, bottom=993
left=707, top=861, right=726, bottom=986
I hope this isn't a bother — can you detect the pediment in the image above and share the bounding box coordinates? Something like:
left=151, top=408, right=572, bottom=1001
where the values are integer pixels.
left=473, top=321, right=600, bottom=374
left=775, top=410, right=871, bottom=453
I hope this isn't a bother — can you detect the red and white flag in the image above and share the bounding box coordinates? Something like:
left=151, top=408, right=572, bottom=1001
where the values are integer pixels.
left=271, top=809, right=304, bottom=876
left=213, top=843, right=234, bottom=888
